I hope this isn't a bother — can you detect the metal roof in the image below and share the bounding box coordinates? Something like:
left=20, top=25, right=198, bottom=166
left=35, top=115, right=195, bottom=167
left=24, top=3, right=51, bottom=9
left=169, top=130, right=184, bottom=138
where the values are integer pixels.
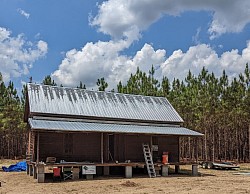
left=27, top=84, right=184, bottom=123
left=29, top=119, right=203, bottom=136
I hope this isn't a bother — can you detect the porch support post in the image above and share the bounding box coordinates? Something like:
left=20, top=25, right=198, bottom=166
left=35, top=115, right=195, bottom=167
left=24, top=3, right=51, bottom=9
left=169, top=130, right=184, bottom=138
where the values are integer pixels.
left=37, top=163, right=45, bottom=183
left=27, top=163, right=29, bottom=175
left=36, top=132, right=40, bottom=163
left=29, top=164, right=33, bottom=176
left=101, top=133, right=104, bottom=164
left=33, top=165, right=37, bottom=179
left=28, top=131, right=31, bottom=155
left=162, top=164, right=169, bottom=177
left=195, top=137, right=198, bottom=163
left=125, top=166, right=132, bottom=178
left=150, top=136, right=153, bottom=155
left=192, top=164, right=198, bottom=176
left=103, top=166, right=110, bottom=176
left=175, top=164, right=180, bottom=174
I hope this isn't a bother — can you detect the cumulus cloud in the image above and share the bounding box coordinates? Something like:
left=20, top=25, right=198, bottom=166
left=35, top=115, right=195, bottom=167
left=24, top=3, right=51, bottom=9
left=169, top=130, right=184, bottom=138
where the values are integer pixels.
left=53, top=0, right=250, bottom=89
left=161, top=42, right=250, bottom=81
left=0, top=27, right=48, bottom=81
left=17, top=8, right=30, bottom=19
left=52, top=41, right=165, bottom=89
left=91, top=0, right=250, bottom=40
left=53, top=40, right=250, bottom=89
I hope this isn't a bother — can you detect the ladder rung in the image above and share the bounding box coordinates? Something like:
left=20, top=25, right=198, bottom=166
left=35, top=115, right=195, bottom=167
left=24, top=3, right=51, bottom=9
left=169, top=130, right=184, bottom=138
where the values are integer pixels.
left=142, top=144, right=156, bottom=178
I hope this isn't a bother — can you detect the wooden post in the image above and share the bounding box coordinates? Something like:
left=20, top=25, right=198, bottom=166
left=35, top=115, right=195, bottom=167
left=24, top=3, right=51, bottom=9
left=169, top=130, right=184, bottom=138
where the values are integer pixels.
left=28, top=131, right=31, bottom=155
left=29, top=165, right=33, bottom=176
left=101, top=133, right=104, bottom=164
left=195, top=137, right=198, bottom=163
left=31, top=131, right=35, bottom=162
left=150, top=136, right=153, bottom=156
left=33, top=165, right=37, bottom=179
left=175, top=165, right=180, bottom=174
left=36, top=132, right=40, bottom=163
left=27, top=163, right=29, bottom=175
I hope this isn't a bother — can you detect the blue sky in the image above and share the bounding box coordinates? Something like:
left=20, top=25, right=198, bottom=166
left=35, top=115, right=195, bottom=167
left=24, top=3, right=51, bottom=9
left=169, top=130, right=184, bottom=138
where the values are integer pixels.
left=1, top=0, right=250, bottom=91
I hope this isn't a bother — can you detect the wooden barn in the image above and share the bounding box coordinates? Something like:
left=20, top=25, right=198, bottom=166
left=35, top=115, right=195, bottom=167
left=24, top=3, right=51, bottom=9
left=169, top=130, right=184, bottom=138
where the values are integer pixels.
left=25, top=83, right=202, bottom=182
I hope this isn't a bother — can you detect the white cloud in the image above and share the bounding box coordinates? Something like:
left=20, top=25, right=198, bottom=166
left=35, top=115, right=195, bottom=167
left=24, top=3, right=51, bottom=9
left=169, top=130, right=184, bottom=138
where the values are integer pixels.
left=192, top=27, right=201, bottom=45
left=161, top=42, right=250, bottom=81
left=17, top=8, right=30, bottom=19
left=0, top=27, right=48, bottom=81
left=52, top=0, right=250, bottom=89
left=91, top=0, right=250, bottom=40
left=52, top=42, right=166, bottom=89
left=53, top=40, right=250, bottom=89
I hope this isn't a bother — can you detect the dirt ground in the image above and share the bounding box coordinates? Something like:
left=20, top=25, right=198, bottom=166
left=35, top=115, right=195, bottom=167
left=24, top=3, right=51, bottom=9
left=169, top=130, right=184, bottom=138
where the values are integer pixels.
left=1, top=160, right=250, bottom=194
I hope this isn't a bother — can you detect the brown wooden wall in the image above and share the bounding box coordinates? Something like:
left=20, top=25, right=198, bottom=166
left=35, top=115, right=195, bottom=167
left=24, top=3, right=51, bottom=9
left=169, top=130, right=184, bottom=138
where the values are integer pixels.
left=123, top=134, right=151, bottom=162
left=38, top=132, right=101, bottom=162
left=35, top=131, right=179, bottom=163
left=157, top=136, right=179, bottom=163
left=114, top=134, right=179, bottom=163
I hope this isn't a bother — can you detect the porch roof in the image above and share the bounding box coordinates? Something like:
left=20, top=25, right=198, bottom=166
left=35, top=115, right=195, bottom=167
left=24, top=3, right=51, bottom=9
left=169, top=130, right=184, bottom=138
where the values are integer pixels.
left=28, top=118, right=203, bottom=136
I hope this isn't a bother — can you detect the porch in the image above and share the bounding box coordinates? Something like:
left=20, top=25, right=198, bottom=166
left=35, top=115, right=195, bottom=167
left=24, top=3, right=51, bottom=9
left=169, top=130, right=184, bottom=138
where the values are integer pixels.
left=26, top=161, right=199, bottom=183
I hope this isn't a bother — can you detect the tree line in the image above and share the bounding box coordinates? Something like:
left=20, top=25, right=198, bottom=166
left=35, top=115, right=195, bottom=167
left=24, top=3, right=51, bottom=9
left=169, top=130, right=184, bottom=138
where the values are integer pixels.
left=0, top=74, right=27, bottom=158
left=0, top=64, right=250, bottom=162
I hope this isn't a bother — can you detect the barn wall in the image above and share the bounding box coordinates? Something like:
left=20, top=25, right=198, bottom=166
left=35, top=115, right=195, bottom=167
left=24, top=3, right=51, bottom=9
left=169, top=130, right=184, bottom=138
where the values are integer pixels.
left=123, top=134, right=151, bottom=162
left=73, top=133, right=101, bottom=162
left=37, top=131, right=179, bottom=163
left=38, top=132, right=101, bottom=162
left=157, top=136, right=179, bottom=163
left=115, top=134, right=179, bottom=163
left=39, top=132, right=64, bottom=162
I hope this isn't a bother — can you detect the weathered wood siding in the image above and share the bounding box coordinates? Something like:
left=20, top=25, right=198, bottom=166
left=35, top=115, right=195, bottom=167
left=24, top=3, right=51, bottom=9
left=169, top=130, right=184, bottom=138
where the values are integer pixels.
left=124, top=134, right=151, bottom=162
left=39, top=132, right=64, bottom=161
left=38, top=132, right=101, bottom=162
left=36, top=132, right=179, bottom=163
left=115, top=135, right=179, bottom=163
left=73, top=133, right=101, bottom=162
left=157, top=136, right=179, bottom=162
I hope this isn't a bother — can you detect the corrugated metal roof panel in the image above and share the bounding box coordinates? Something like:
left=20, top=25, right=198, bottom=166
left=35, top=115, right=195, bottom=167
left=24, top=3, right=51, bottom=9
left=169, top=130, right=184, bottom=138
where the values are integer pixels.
left=27, top=84, right=183, bottom=123
left=29, top=119, right=203, bottom=136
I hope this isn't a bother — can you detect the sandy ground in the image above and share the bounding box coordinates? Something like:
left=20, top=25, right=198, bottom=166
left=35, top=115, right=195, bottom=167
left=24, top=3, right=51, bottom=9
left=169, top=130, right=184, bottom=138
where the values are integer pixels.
left=1, top=160, right=250, bottom=194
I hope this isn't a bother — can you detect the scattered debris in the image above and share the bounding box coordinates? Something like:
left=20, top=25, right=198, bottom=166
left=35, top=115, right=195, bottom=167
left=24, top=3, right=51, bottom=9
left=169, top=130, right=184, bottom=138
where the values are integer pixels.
left=121, top=180, right=139, bottom=187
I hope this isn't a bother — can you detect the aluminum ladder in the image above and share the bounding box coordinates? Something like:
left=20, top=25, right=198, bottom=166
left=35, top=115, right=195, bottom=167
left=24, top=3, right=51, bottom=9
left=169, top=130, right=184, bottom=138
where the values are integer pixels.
left=142, top=143, right=156, bottom=178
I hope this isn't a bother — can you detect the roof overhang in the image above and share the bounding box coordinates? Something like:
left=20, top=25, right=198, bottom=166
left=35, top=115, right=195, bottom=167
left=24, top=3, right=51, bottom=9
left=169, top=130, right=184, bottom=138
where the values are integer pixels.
left=28, top=118, right=203, bottom=136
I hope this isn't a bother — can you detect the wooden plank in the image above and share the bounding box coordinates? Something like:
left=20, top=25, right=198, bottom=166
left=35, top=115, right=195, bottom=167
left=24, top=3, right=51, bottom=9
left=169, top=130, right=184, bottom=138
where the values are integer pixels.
left=28, top=131, right=31, bottom=154
left=36, top=132, right=39, bottom=163
left=44, top=162, right=145, bottom=168
left=101, top=133, right=103, bottom=164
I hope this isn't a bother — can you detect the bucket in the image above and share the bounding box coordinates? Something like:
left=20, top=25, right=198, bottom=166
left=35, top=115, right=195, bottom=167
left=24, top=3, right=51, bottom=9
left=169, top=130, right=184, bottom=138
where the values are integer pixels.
left=162, top=152, right=169, bottom=164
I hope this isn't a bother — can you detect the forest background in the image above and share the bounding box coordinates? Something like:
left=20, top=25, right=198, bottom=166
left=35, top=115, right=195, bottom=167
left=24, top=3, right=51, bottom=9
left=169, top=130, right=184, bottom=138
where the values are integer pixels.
left=0, top=64, right=249, bottom=162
